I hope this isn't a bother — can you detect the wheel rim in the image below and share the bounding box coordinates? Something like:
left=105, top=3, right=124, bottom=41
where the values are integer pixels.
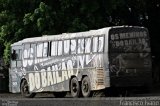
left=71, top=78, right=79, bottom=97
left=72, top=83, right=78, bottom=93
left=82, top=81, right=89, bottom=93
left=81, top=77, right=91, bottom=97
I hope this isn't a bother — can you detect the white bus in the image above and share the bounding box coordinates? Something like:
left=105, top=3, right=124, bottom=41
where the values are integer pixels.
left=9, top=26, right=152, bottom=97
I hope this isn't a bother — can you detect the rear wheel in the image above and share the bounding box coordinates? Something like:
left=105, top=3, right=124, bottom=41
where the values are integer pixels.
left=70, top=77, right=80, bottom=97
left=81, top=76, right=92, bottom=97
left=53, top=92, right=67, bottom=98
left=21, top=80, right=36, bottom=98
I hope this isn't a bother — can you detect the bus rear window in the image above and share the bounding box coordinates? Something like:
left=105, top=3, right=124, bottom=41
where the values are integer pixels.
left=109, top=27, right=151, bottom=53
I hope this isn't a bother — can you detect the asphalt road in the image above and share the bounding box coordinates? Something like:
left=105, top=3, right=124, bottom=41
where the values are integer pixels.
left=0, top=96, right=160, bottom=106
left=0, top=84, right=160, bottom=106
left=0, top=91, right=160, bottom=106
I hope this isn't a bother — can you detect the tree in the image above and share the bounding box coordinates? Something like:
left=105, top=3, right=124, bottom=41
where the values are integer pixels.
left=0, top=0, right=43, bottom=65
left=0, top=0, right=159, bottom=70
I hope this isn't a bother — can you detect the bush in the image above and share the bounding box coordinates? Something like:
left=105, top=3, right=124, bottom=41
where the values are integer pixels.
left=3, top=42, right=11, bottom=66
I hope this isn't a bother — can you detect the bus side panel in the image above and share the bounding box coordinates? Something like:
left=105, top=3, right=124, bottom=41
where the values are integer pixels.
left=26, top=69, right=72, bottom=92
left=22, top=35, right=109, bottom=92
left=103, top=31, right=111, bottom=89
left=9, top=67, right=22, bottom=93
left=26, top=54, right=107, bottom=92
left=76, top=54, right=110, bottom=90
left=9, top=46, right=23, bottom=93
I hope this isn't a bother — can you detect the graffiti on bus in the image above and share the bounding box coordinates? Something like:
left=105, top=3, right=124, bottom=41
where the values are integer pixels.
left=21, top=35, right=105, bottom=91
left=109, top=29, right=151, bottom=76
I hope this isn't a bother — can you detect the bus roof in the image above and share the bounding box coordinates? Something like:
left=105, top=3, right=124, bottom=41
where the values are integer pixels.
left=11, top=26, right=144, bottom=46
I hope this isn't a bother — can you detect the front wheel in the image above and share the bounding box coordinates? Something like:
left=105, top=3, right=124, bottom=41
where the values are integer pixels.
left=81, top=76, right=93, bottom=97
left=20, top=80, right=36, bottom=98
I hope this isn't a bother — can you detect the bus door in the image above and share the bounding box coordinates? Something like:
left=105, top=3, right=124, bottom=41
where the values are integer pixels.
left=108, top=27, right=152, bottom=87
left=9, top=46, right=23, bottom=93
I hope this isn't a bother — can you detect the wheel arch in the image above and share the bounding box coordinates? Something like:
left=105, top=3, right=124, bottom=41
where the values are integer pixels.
left=81, top=75, right=88, bottom=80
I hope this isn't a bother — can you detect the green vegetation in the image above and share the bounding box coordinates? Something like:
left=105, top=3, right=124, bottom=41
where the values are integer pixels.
left=0, top=0, right=160, bottom=66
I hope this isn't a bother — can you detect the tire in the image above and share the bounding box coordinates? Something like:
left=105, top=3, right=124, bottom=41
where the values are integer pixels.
left=70, top=77, right=80, bottom=98
left=81, top=76, right=93, bottom=97
left=53, top=92, right=67, bottom=98
left=21, top=80, right=36, bottom=98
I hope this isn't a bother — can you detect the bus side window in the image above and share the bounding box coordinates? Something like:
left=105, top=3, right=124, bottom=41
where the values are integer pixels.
left=11, top=50, right=17, bottom=67
left=71, top=39, right=77, bottom=54
left=15, top=50, right=20, bottom=60
left=51, top=41, right=58, bottom=56
left=17, top=49, right=22, bottom=67
left=92, top=37, right=98, bottom=53
left=11, top=50, right=17, bottom=60
left=64, top=40, right=70, bottom=55
left=77, top=38, right=84, bottom=54
left=11, top=49, right=22, bottom=67
left=30, top=44, right=36, bottom=59
left=98, top=36, right=104, bottom=52
left=24, top=44, right=30, bottom=59
left=43, top=42, right=48, bottom=57
left=85, top=38, right=91, bottom=53
left=58, top=41, right=63, bottom=56
left=11, top=49, right=21, bottom=60
left=19, top=49, right=22, bottom=60
left=37, top=43, right=43, bottom=57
